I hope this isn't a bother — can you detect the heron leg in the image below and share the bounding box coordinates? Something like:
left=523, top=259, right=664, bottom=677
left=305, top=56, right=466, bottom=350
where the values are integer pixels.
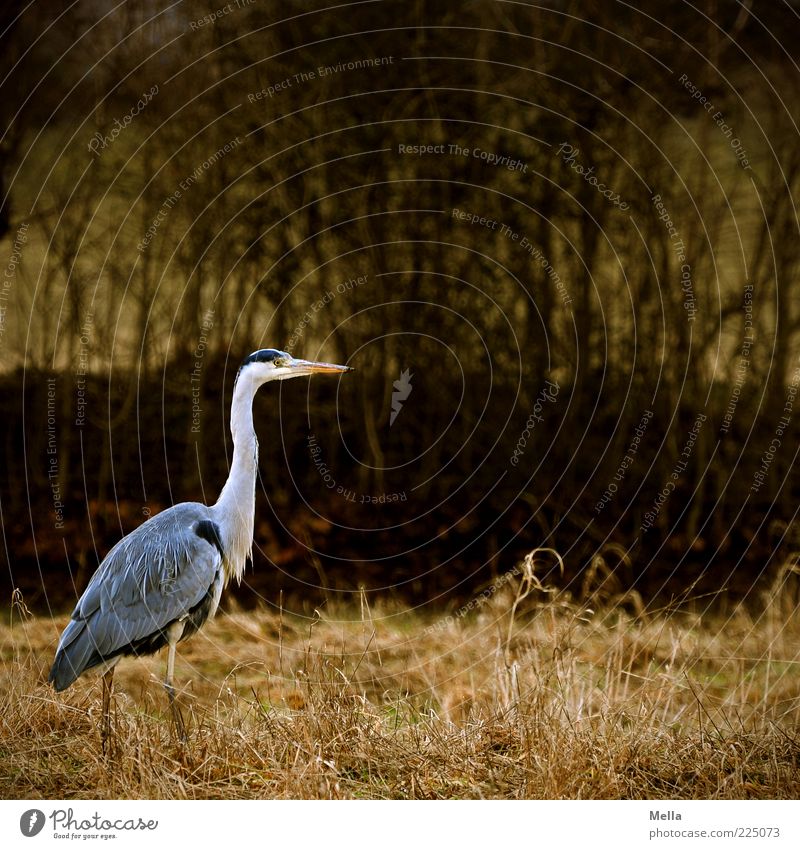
left=101, top=667, right=114, bottom=754
left=165, top=638, right=186, bottom=742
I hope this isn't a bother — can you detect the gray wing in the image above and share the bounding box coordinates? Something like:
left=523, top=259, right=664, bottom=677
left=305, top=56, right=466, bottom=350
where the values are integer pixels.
left=49, top=503, right=223, bottom=691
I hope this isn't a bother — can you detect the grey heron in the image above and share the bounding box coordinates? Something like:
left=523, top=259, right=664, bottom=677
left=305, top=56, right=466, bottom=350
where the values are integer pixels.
left=49, top=349, right=352, bottom=745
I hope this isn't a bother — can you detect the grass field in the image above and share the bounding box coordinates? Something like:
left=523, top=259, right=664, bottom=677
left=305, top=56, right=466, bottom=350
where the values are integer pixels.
left=1, top=561, right=799, bottom=799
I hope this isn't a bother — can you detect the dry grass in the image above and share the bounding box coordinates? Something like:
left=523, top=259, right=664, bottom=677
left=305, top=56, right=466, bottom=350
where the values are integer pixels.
left=1, top=566, right=799, bottom=799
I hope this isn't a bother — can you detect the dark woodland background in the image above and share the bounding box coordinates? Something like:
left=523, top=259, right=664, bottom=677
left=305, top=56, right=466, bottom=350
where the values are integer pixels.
left=1, top=1, right=800, bottom=615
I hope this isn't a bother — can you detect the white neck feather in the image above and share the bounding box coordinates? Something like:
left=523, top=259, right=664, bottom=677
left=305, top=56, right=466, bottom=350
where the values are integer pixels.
left=213, top=371, right=260, bottom=585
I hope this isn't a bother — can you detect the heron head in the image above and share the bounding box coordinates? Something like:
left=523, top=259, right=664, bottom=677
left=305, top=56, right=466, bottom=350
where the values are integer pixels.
left=237, top=348, right=353, bottom=386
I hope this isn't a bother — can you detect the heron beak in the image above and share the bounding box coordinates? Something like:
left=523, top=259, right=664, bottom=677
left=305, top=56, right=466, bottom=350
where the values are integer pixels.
left=289, top=358, right=353, bottom=374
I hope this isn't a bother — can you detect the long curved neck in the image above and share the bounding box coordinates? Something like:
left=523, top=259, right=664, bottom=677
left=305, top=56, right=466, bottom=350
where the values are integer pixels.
left=214, top=373, right=260, bottom=585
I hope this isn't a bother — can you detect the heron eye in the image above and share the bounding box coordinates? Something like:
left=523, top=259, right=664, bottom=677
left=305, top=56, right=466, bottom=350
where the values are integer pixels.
left=273, top=357, right=288, bottom=368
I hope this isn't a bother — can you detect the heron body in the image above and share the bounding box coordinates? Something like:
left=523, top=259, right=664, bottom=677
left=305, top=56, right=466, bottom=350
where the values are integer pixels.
left=48, top=504, right=226, bottom=691
left=49, top=349, right=351, bottom=742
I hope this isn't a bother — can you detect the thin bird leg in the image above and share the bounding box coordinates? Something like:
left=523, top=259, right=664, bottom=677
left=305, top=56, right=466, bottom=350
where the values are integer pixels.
left=165, top=638, right=186, bottom=742
left=101, top=667, right=114, bottom=754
